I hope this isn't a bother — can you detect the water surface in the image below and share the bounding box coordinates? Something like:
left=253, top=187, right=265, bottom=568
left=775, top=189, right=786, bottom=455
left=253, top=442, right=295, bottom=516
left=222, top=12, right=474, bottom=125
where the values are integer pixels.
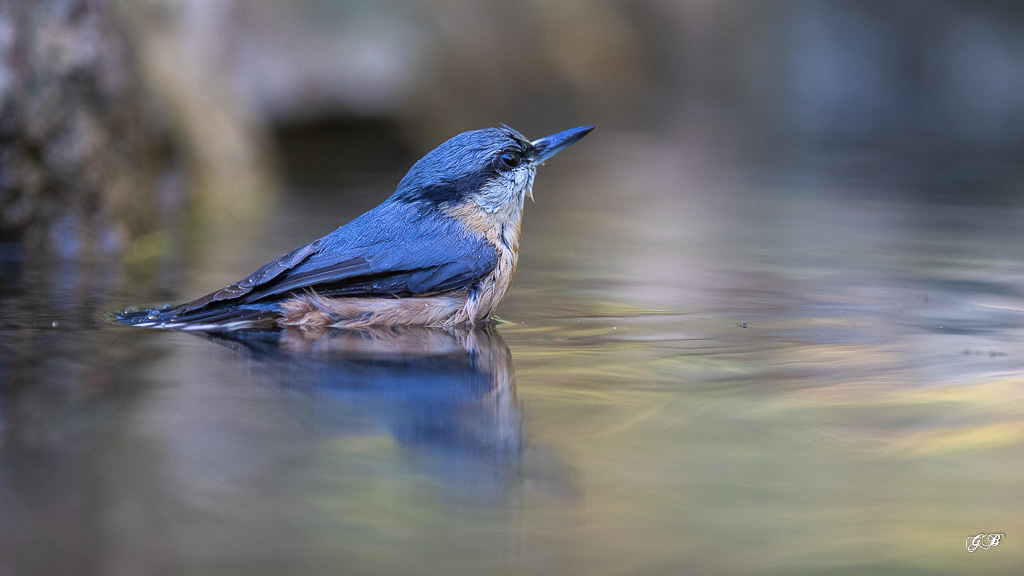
left=1, top=146, right=1022, bottom=575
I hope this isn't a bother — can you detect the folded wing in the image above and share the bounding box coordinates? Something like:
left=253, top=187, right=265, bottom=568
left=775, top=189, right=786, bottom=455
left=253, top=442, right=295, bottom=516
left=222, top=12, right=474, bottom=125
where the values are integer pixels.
left=174, top=201, right=498, bottom=317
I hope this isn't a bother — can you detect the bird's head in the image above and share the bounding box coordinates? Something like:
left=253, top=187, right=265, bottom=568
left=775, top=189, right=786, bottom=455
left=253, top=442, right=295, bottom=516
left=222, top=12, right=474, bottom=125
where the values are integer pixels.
left=391, top=125, right=593, bottom=214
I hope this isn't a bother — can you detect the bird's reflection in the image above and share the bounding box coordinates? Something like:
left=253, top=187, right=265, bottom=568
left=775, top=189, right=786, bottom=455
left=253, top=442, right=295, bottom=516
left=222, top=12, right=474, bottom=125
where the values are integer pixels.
left=209, top=325, right=525, bottom=498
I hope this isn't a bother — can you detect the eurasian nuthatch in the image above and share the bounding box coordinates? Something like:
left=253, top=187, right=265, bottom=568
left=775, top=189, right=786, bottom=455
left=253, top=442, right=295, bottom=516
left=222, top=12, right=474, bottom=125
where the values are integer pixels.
left=119, top=125, right=593, bottom=330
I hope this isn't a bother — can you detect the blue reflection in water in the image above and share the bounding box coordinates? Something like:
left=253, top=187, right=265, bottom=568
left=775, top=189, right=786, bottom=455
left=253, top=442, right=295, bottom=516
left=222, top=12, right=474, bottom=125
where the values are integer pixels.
left=208, top=325, right=526, bottom=498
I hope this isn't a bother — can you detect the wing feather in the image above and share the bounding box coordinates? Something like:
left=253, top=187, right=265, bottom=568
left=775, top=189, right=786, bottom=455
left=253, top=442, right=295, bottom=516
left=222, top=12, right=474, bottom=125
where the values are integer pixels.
left=174, top=201, right=497, bottom=317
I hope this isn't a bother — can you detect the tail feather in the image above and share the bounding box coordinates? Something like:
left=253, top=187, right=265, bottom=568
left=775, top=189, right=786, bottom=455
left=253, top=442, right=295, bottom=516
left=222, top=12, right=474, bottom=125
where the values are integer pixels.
left=116, top=302, right=281, bottom=331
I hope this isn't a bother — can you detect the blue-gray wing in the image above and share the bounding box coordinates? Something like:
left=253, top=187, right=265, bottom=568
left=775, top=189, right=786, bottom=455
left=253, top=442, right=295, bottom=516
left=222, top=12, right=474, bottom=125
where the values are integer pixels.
left=176, top=201, right=497, bottom=314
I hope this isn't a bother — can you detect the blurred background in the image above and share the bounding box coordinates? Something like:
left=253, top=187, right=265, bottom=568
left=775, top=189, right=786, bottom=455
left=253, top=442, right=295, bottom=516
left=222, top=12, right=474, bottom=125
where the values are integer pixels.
left=3, top=0, right=1024, bottom=258
left=3, top=3, right=1024, bottom=575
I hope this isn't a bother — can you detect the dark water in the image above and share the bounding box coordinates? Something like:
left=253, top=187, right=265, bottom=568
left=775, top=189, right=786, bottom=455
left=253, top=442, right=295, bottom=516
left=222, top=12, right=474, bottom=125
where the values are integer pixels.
left=1, top=143, right=1023, bottom=575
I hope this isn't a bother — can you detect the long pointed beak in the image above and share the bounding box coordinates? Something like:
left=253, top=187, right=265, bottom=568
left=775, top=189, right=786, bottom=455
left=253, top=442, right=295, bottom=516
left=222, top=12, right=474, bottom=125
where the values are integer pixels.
left=531, top=125, right=594, bottom=164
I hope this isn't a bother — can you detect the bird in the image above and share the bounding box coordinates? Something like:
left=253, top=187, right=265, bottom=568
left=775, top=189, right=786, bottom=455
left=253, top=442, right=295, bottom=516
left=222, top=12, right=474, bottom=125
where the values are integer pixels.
left=117, top=124, right=593, bottom=331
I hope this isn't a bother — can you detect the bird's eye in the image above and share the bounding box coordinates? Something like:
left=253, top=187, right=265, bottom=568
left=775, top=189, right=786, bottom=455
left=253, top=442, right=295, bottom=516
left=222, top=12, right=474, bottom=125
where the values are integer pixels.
left=499, top=150, right=523, bottom=169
